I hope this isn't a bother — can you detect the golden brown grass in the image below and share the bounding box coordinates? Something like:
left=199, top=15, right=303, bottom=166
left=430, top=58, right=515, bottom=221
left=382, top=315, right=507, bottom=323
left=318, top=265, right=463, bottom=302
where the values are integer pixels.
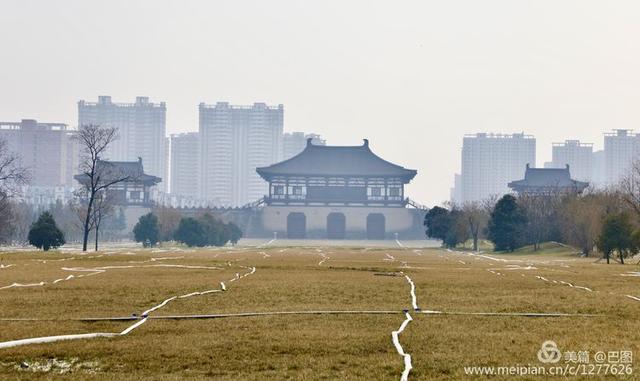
left=0, top=244, right=638, bottom=380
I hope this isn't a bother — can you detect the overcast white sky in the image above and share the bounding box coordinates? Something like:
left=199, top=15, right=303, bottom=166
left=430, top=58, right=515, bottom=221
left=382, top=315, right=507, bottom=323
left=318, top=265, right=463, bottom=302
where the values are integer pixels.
left=1, top=0, right=639, bottom=205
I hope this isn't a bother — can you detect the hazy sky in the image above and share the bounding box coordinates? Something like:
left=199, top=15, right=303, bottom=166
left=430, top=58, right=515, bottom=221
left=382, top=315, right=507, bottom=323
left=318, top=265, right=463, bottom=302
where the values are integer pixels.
left=1, top=0, right=639, bottom=205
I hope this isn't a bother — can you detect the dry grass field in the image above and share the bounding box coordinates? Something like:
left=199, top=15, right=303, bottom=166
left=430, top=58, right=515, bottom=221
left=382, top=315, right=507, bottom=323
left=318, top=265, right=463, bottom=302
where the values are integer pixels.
left=0, top=241, right=638, bottom=380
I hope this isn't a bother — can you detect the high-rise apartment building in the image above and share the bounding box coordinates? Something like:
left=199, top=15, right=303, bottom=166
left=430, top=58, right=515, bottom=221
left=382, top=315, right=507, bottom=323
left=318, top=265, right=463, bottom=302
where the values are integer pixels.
left=283, top=132, right=326, bottom=159
left=549, top=140, right=593, bottom=182
left=199, top=102, right=284, bottom=206
left=460, top=133, right=536, bottom=203
left=591, top=150, right=606, bottom=187
left=0, top=119, right=78, bottom=188
left=170, top=132, right=199, bottom=199
left=450, top=173, right=462, bottom=205
left=604, top=129, right=639, bottom=184
left=78, top=96, right=167, bottom=190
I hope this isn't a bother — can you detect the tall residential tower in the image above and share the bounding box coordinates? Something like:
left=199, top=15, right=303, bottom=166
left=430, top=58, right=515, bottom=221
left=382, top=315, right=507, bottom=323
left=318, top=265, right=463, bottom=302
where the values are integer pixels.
left=604, top=129, right=639, bottom=184
left=170, top=132, right=199, bottom=200
left=78, top=96, right=167, bottom=190
left=199, top=102, right=284, bottom=206
left=550, top=140, right=593, bottom=182
left=459, top=133, right=536, bottom=203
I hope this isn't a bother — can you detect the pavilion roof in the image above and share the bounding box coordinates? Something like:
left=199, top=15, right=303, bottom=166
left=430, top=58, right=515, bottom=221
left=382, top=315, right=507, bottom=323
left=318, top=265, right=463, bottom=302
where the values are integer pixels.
left=256, top=139, right=417, bottom=181
left=508, top=164, right=588, bottom=191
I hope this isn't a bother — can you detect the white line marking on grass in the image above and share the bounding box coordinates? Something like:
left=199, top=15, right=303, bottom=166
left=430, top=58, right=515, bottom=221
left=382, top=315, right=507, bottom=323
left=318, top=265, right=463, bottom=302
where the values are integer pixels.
left=257, top=238, right=276, bottom=248
left=404, top=275, right=419, bottom=311
left=128, top=256, right=185, bottom=264
left=621, top=272, right=640, bottom=277
left=120, top=318, right=148, bottom=335
left=391, top=312, right=413, bottom=381
left=419, top=310, right=602, bottom=317
left=626, top=295, right=640, bottom=302
left=0, top=281, right=46, bottom=290
left=558, top=280, right=593, bottom=292
left=52, top=275, right=74, bottom=284
left=141, top=296, right=178, bottom=317
left=317, top=252, right=329, bottom=266
left=0, top=265, right=257, bottom=349
left=0, top=333, right=118, bottom=349
left=0, top=264, right=15, bottom=269
left=535, top=276, right=592, bottom=292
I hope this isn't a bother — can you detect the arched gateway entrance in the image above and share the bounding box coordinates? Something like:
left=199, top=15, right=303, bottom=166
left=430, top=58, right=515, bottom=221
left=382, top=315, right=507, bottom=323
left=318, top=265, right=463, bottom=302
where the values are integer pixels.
left=366, top=213, right=386, bottom=239
left=326, top=212, right=346, bottom=239
left=287, top=212, right=306, bottom=239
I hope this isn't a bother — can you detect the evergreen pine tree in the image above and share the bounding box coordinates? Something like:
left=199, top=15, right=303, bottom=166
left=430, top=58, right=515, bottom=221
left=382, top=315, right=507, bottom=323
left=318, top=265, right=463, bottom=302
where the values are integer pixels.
left=133, top=213, right=160, bottom=247
left=28, top=211, right=65, bottom=251
left=487, top=195, right=527, bottom=252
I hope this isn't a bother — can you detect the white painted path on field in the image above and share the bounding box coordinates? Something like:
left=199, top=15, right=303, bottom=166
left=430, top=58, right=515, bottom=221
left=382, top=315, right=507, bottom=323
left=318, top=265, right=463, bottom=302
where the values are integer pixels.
left=0, top=261, right=222, bottom=291
left=0, top=265, right=256, bottom=349
left=391, top=273, right=420, bottom=381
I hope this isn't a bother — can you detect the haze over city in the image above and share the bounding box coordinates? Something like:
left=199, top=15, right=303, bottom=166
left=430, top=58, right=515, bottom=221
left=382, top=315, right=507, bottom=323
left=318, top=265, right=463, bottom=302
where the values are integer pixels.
left=2, top=0, right=639, bottom=205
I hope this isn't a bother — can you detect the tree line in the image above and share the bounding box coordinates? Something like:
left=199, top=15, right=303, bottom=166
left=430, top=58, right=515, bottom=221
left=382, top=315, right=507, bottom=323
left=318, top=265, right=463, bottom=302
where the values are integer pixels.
left=133, top=210, right=242, bottom=248
left=425, top=181, right=640, bottom=264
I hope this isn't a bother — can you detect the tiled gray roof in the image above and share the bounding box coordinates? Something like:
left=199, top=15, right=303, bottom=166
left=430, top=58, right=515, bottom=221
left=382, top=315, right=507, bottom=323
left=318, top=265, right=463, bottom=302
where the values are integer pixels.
left=256, top=139, right=417, bottom=180
left=508, top=165, right=588, bottom=191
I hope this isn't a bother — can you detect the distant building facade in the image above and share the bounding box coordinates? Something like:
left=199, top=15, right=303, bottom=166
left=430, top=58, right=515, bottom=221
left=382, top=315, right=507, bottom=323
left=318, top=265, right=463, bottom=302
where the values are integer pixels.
left=74, top=158, right=161, bottom=207
left=74, top=158, right=161, bottom=231
left=604, top=129, right=639, bottom=184
left=170, top=132, right=199, bottom=200
left=549, top=140, right=593, bottom=182
left=256, top=139, right=421, bottom=239
left=78, top=96, right=167, bottom=191
left=591, top=150, right=606, bottom=187
left=0, top=119, right=78, bottom=190
left=450, top=174, right=462, bottom=205
left=283, top=132, right=325, bottom=159
left=508, top=164, right=588, bottom=195
left=460, top=133, right=536, bottom=203
left=199, top=102, right=283, bottom=207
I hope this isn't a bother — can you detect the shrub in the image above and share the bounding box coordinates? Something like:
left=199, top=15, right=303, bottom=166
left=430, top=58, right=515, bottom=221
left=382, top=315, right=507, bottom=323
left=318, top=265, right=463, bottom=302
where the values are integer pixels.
left=28, top=211, right=65, bottom=251
left=133, top=213, right=160, bottom=247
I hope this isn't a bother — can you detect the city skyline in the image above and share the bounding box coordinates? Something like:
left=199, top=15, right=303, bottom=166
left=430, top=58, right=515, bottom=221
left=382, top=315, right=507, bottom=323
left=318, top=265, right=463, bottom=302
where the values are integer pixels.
left=2, top=1, right=640, bottom=205
left=4, top=103, right=640, bottom=207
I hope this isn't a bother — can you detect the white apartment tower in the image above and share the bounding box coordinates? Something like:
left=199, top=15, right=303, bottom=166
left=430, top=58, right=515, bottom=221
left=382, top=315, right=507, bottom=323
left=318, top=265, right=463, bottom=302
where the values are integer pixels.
left=199, top=102, right=284, bottom=207
left=283, top=132, right=326, bottom=159
left=170, top=132, right=199, bottom=199
left=604, top=129, right=639, bottom=184
left=550, top=140, right=593, bottom=182
left=78, top=96, right=167, bottom=190
left=460, top=133, right=536, bottom=203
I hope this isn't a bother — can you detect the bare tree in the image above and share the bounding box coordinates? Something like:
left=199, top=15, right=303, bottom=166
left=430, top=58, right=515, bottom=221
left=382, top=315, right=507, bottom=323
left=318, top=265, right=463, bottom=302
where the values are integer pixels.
left=461, top=201, right=489, bottom=252
left=0, top=138, right=29, bottom=242
left=75, top=125, right=129, bottom=252
left=517, top=190, right=566, bottom=251
left=0, top=138, right=29, bottom=195
left=558, top=192, right=610, bottom=256
left=91, top=190, right=115, bottom=251
left=619, top=159, right=640, bottom=221
left=153, top=206, right=182, bottom=242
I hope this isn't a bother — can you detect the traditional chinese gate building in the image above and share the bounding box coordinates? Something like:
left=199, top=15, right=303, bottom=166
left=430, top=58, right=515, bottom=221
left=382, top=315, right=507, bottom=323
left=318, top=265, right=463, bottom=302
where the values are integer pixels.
left=256, top=139, right=419, bottom=239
